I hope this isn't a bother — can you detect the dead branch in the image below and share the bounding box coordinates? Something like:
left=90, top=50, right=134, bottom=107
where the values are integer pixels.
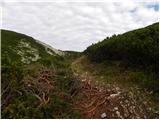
left=33, top=93, right=42, bottom=102
left=1, top=83, right=11, bottom=96
left=83, top=97, right=99, bottom=108
left=86, top=96, right=108, bottom=114
left=42, top=92, right=50, bottom=104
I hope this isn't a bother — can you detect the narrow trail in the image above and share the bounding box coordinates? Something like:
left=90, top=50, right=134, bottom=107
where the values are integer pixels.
left=70, top=57, right=158, bottom=119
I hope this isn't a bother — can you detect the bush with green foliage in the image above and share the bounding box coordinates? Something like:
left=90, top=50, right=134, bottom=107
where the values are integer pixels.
left=85, top=23, right=159, bottom=93
left=85, top=23, right=159, bottom=74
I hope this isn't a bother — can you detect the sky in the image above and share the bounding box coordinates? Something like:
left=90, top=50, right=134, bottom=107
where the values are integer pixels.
left=1, top=0, right=159, bottom=51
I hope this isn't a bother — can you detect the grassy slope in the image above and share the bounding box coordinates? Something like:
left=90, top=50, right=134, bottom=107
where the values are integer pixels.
left=1, top=29, right=81, bottom=119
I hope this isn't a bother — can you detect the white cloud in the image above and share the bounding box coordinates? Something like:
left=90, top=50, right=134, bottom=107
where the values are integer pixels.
left=1, top=1, right=159, bottom=51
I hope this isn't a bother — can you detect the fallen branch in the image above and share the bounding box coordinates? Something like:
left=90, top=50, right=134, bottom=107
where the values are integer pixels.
left=86, top=96, right=108, bottom=113
left=83, top=97, right=99, bottom=108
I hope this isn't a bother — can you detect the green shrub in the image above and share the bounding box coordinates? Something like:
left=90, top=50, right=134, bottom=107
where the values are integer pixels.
left=85, top=23, right=159, bottom=74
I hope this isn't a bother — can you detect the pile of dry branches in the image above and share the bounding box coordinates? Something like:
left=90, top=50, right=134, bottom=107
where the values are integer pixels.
left=72, top=77, right=117, bottom=118
left=71, top=75, right=153, bottom=119
left=24, top=67, right=55, bottom=108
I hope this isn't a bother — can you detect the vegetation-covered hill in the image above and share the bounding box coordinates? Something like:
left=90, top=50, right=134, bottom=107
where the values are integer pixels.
left=1, top=30, right=81, bottom=118
left=85, top=23, right=158, bottom=72
left=85, top=23, right=159, bottom=94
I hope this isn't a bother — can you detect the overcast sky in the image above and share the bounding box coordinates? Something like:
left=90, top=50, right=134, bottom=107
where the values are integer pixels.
left=1, top=0, right=159, bottom=51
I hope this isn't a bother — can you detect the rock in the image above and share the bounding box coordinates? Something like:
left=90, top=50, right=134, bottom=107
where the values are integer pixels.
left=124, top=113, right=128, bottom=117
left=99, top=88, right=103, bottom=92
left=101, top=113, right=107, bottom=118
left=114, top=107, right=118, bottom=111
left=115, top=87, right=120, bottom=91
left=125, top=100, right=129, bottom=103
left=107, top=89, right=111, bottom=92
left=108, top=92, right=121, bottom=99
left=116, top=111, right=123, bottom=119
left=116, top=111, right=120, bottom=116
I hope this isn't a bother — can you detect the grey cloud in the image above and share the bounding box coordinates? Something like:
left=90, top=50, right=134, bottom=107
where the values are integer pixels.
left=2, top=2, right=159, bottom=51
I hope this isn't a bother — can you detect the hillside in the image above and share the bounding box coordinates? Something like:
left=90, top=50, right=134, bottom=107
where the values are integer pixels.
left=74, top=23, right=158, bottom=118
left=1, top=22, right=159, bottom=119
left=85, top=23, right=159, bottom=94
left=1, top=30, right=81, bottom=118
left=71, top=56, right=158, bottom=118
left=85, top=23, right=158, bottom=73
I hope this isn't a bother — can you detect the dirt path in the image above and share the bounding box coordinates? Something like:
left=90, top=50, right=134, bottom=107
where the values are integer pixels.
left=70, top=57, right=158, bottom=119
